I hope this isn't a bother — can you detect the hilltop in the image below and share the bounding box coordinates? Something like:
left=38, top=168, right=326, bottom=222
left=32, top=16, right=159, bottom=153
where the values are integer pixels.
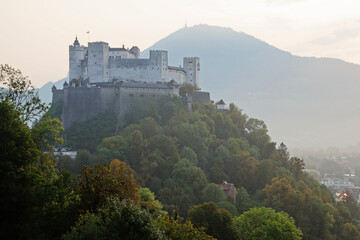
left=40, top=24, right=360, bottom=150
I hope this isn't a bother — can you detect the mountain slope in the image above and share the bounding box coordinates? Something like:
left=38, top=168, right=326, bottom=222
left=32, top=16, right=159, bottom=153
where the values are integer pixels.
left=38, top=77, right=67, bottom=104
left=143, top=24, right=360, bottom=149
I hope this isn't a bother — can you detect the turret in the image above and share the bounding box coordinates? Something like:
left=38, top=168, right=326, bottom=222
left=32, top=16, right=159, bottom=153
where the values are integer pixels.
left=130, top=46, right=140, bottom=59
left=73, top=36, right=80, bottom=47
left=69, top=36, right=87, bottom=82
left=183, top=57, right=200, bottom=89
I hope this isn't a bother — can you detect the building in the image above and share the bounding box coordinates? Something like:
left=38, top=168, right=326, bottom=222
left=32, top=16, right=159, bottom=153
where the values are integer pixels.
left=219, top=181, right=237, bottom=202
left=52, top=80, right=180, bottom=128
left=216, top=99, right=227, bottom=110
left=51, top=37, right=210, bottom=129
left=69, top=37, right=200, bottom=88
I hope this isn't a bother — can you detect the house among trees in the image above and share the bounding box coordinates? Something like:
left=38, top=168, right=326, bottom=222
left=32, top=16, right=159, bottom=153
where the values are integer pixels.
left=216, top=99, right=227, bottom=110
left=219, top=181, right=236, bottom=202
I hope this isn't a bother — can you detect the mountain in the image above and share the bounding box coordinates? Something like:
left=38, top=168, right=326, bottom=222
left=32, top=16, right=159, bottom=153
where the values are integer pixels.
left=38, top=77, right=67, bottom=104
left=39, top=24, right=360, bottom=150
left=142, top=24, right=360, bottom=150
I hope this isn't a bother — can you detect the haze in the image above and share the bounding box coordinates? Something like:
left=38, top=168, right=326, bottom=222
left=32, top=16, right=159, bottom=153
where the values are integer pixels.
left=1, top=0, right=360, bottom=152
left=1, top=0, right=360, bottom=87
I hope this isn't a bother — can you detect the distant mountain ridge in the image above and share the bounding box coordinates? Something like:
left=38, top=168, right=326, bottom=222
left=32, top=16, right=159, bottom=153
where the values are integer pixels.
left=39, top=24, right=360, bottom=150
left=143, top=25, right=360, bottom=150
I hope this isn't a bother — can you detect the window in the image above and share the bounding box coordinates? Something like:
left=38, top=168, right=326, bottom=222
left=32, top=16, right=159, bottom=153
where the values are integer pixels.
left=129, top=94, right=134, bottom=97
left=140, top=94, right=144, bottom=97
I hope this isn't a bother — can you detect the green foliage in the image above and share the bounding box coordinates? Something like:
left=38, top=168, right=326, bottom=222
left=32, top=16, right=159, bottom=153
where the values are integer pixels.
left=138, top=187, right=164, bottom=215
left=234, top=207, right=303, bottom=240
left=47, top=99, right=63, bottom=119
left=42, top=84, right=360, bottom=240
left=160, top=215, right=216, bottom=240
left=0, top=101, right=79, bottom=240
left=0, top=64, right=48, bottom=122
left=179, top=83, right=196, bottom=97
left=63, top=199, right=166, bottom=240
left=235, top=187, right=258, bottom=214
left=341, top=222, right=360, bottom=240
left=188, top=202, right=241, bottom=240
left=65, top=113, right=117, bottom=152
left=32, top=114, right=64, bottom=150
left=68, top=150, right=93, bottom=175
left=201, top=183, right=226, bottom=203
left=93, top=135, right=128, bottom=165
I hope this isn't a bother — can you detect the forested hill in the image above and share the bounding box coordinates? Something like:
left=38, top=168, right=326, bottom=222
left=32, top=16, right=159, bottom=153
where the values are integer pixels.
left=57, top=95, right=360, bottom=240
left=39, top=24, right=360, bottom=149
left=142, top=24, right=360, bottom=150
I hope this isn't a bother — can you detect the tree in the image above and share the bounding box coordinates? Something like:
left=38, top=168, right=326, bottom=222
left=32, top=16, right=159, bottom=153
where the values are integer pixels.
left=201, top=183, right=226, bottom=203
left=0, top=64, right=48, bottom=122
left=179, top=83, right=195, bottom=97
left=0, top=101, right=41, bottom=239
left=76, top=159, right=139, bottom=211
left=235, top=187, right=257, bottom=214
left=234, top=207, right=302, bottom=240
left=0, top=101, right=79, bottom=240
left=160, top=215, right=216, bottom=240
left=187, top=202, right=240, bottom=240
left=63, top=199, right=165, bottom=240
left=341, top=222, right=360, bottom=240
left=138, top=187, right=164, bottom=215
left=289, top=157, right=305, bottom=179
left=171, top=158, right=208, bottom=200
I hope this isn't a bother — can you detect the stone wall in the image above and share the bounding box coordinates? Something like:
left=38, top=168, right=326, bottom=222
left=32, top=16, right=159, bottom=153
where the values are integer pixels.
left=60, top=82, right=179, bottom=128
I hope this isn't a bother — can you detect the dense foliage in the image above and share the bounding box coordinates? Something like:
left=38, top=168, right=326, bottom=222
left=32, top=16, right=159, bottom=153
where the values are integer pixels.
left=63, top=95, right=360, bottom=240
left=3, top=66, right=360, bottom=240
left=234, top=207, right=303, bottom=240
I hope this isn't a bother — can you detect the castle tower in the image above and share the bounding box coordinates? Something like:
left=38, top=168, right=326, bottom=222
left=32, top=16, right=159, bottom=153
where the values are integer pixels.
left=149, top=50, right=168, bottom=82
left=183, top=57, right=200, bottom=89
left=69, top=37, right=86, bottom=82
left=130, top=46, right=140, bottom=59
left=87, top=41, right=109, bottom=83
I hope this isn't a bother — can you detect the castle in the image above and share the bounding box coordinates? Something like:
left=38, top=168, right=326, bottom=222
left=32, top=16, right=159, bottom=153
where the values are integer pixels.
left=69, top=37, right=200, bottom=87
left=52, top=37, right=209, bottom=128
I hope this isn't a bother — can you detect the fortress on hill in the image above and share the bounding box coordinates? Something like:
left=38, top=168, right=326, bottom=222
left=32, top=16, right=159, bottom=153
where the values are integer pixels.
left=68, top=37, right=200, bottom=86
left=52, top=37, right=210, bottom=128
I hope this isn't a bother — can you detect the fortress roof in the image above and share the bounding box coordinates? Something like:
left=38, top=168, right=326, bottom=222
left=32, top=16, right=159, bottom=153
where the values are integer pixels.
left=109, top=47, right=127, bottom=51
left=217, top=99, right=226, bottom=105
left=168, top=66, right=186, bottom=73
left=90, top=80, right=178, bottom=89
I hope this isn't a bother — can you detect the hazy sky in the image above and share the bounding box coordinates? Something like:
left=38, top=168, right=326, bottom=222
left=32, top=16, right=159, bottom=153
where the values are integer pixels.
left=1, top=0, right=360, bottom=87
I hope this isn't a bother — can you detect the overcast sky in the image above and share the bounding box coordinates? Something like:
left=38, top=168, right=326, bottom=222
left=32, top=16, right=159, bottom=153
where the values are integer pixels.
left=1, top=0, right=360, bottom=87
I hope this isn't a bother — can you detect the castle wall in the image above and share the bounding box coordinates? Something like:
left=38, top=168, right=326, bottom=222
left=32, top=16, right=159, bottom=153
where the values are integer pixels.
left=62, top=87, right=113, bottom=128
left=109, top=49, right=136, bottom=59
left=61, top=83, right=179, bottom=129
left=167, top=67, right=186, bottom=84
left=87, top=42, right=109, bottom=83
left=108, top=58, right=162, bottom=82
left=193, top=91, right=210, bottom=105
left=52, top=89, right=64, bottom=103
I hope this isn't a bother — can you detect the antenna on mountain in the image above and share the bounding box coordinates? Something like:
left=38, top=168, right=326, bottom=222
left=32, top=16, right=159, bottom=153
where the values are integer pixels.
left=184, top=17, right=188, bottom=28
